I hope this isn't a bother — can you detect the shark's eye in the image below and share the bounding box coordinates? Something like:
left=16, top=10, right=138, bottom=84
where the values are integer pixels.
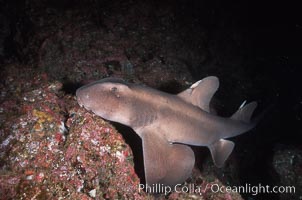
left=110, top=87, right=117, bottom=92
left=110, top=87, right=120, bottom=98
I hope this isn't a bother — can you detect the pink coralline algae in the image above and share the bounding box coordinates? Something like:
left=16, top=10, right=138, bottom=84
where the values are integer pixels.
left=0, top=69, right=148, bottom=199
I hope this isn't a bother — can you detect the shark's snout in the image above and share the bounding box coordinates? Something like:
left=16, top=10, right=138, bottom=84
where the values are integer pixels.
left=76, top=89, right=84, bottom=108
left=77, top=97, right=84, bottom=108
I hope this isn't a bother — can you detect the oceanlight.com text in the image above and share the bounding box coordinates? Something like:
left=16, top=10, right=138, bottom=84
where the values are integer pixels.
left=211, top=183, right=295, bottom=196
left=139, top=183, right=295, bottom=196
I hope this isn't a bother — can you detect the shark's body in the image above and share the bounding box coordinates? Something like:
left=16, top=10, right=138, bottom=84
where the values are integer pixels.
left=76, top=76, right=258, bottom=187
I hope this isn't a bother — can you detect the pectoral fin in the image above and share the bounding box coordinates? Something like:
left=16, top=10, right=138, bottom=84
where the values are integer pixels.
left=141, top=130, right=195, bottom=187
left=209, top=139, right=234, bottom=167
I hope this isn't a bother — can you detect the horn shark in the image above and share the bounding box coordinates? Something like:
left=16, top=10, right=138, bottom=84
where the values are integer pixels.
left=76, top=76, right=258, bottom=187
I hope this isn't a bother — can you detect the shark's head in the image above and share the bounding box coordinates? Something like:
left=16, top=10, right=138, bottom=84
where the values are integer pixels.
left=76, top=78, right=133, bottom=124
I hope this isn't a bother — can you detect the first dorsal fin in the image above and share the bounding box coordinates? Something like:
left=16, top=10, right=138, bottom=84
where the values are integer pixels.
left=177, top=76, right=219, bottom=112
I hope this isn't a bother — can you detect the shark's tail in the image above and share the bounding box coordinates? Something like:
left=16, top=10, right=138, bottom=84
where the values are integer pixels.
left=230, top=100, right=274, bottom=125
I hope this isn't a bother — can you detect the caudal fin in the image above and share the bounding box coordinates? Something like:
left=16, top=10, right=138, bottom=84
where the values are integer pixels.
left=231, top=101, right=257, bottom=123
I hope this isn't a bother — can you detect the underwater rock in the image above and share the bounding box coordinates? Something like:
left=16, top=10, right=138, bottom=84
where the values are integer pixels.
left=272, top=145, right=302, bottom=200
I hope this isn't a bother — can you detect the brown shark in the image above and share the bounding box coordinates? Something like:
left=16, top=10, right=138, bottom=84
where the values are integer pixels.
left=76, top=76, right=258, bottom=187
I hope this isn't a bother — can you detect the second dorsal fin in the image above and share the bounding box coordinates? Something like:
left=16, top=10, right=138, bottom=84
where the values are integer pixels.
left=177, top=76, right=219, bottom=112
left=231, top=101, right=258, bottom=123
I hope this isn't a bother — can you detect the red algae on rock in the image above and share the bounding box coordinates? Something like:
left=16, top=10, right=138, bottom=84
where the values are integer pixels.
left=0, top=69, right=149, bottom=199
left=64, top=107, right=148, bottom=199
